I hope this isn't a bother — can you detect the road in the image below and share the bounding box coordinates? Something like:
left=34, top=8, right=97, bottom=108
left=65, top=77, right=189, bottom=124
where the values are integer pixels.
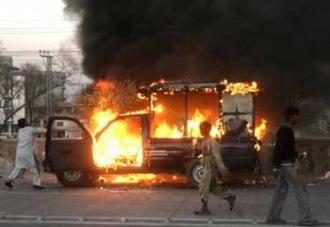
left=0, top=173, right=329, bottom=227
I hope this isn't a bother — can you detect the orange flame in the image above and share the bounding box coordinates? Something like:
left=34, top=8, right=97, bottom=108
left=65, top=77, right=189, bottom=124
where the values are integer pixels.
left=152, top=104, right=164, bottom=114
left=111, top=174, right=156, bottom=184
left=98, top=173, right=187, bottom=186
left=255, top=118, right=268, bottom=140
left=154, top=123, right=182, bottom=138
left=153, top=109, right=221, bottom=138
left=95, top=80, right=115, bottom=92
left=222, top=80, right=260, bottom=95
left=91, top=109, right=143, bottom=168
left=88, top=80, right=267, bottom=184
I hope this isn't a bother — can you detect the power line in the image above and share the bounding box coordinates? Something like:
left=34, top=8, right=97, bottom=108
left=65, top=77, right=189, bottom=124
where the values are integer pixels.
left=4, top=50, right=82, bottom=56
left=5, top=49, right=81, bottom=53
left=0, top=30, right=76, bottom=34
left=39, top=50, right=54, bottom=119
left=0, top=26, right=74, bottom=30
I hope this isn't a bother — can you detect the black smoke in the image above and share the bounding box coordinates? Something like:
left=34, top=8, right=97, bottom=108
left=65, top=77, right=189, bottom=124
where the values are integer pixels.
left=64, top=0, right=330, bottom=124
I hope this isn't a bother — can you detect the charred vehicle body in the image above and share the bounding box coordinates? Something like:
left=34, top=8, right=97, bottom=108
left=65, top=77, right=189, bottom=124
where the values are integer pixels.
left=44, top=81, right=265, bottom=187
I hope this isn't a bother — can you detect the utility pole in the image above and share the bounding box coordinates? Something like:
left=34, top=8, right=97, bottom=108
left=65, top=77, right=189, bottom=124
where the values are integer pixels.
left=3, top=69, right=14, bottom=134
left=1, top=56, right=15, bottom=135
left=39, top=50, right=54, bottom=121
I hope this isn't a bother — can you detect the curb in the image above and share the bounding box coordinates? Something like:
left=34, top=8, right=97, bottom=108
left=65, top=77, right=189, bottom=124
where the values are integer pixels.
left=0, top=215, right=329, bottom=226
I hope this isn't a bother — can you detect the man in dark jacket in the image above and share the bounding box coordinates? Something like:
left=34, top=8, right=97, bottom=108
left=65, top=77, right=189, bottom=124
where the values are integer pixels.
left=266, top=107, right=318, bottom=226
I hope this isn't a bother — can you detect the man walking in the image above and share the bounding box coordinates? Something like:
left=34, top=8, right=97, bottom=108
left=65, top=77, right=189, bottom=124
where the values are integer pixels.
left=266, top=107, right=318, bottom=226
left=4, top=118, right=47, bottom=189
left=194, top=121, right=236, bottom=215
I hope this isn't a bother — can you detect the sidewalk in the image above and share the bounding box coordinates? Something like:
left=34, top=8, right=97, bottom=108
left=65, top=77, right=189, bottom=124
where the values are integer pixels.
left=0, top=174, right=329, bottom=226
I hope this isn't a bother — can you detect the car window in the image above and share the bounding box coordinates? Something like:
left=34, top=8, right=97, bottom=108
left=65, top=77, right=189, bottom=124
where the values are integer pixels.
left=222, top=93, right=254, bottom=129
left=151, top=92, right=185, bottom=138
left=187, top=91, right=219, bottom=137
left=51, top=120, right=85, bottom=139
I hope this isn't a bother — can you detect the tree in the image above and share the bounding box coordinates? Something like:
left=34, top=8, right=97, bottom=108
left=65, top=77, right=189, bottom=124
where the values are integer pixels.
left=0, top=45, right=24, bottom=125
left=53, top=47, right=81, bottom=95
left=22, top=57, right=78, bottom=124
left=22, top=63, right=47, bottom=124
left=75, top=79, right=145, bottom=119
left=0, top=71, right=24, bottom=123
left=1, top=47, right=84, bottom=131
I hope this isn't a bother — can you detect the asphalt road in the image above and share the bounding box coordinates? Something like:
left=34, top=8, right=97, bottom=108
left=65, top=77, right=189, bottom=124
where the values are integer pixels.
left=0, top=173, right=329, bottom=227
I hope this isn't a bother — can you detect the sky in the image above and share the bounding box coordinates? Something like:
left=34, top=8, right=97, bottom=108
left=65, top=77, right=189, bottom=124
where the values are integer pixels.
left=0, top=0, right=90, bottom=97
left=0, top=0, right=77, bottom=52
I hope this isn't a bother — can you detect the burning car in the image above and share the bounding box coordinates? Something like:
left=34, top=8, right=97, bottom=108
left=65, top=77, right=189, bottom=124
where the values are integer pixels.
left=44, top=81, right=267, bottom=187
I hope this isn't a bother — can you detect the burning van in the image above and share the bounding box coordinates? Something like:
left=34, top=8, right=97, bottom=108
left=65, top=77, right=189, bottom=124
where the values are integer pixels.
left=44, top=80, right=266, bottom=187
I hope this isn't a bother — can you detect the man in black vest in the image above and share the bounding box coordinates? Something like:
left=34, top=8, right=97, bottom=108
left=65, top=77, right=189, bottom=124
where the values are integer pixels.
left=266, top=107, right=318, bottom=226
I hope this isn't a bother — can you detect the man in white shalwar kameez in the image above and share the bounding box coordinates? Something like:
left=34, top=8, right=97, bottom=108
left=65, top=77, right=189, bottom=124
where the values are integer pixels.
left=4, top=118, right=46, bottom=189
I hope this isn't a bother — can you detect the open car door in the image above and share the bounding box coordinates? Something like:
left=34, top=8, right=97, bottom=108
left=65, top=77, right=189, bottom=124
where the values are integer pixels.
left=45, top=116, right=96, bottom=187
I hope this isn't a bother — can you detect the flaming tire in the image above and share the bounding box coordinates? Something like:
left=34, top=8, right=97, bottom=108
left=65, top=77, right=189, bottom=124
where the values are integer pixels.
left=186, top=159, right=204, bottom=188
left=56, top=170, right=97, bottom=187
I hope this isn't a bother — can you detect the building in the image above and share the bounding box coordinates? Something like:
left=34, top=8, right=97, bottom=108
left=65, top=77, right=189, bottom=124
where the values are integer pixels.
left=0, top=55, right=25, bottom=136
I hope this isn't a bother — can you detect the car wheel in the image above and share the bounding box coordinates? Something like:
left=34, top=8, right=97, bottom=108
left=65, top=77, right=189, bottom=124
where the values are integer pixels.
left=56, top=170, right=97, bottom=187
left=186, top=159, right=204, bottom=188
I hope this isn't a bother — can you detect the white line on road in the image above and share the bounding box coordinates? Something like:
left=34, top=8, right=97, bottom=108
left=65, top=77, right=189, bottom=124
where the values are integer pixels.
left=0, top=215, right=330, bottom=227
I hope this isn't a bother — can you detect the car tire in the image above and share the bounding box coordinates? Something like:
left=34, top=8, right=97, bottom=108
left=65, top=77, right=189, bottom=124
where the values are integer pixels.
left=56, top=170, right=97, bottom=187
left=186, top=159, right=204, bottom=188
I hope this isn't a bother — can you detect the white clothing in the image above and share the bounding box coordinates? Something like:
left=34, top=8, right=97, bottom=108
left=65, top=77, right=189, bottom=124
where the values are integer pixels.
left=8, top=165, right=41, bottom=186
left=7, top=127, right=46, bottom=185
left=15, top=127, right=46, bottom=169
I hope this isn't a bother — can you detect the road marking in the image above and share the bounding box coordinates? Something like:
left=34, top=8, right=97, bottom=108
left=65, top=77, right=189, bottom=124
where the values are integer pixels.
left=0, top=214, right=254, bottom=226
left=1, top=215, right=329, bottom=227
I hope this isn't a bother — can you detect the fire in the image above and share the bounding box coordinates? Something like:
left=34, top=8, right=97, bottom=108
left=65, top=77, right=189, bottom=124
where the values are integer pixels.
left=87, top=79, right=267, bottom=185
left=150, top=78, right=165, bottom=87
left=152, top=104, right=164, bottom=114
left=187, top=109, right=206, bottom=138
left=111, top=174, right=156, bottom=184
left=153, top=109, right=220, bottom=138
left=98, top=174, right=187, bottom=185
left=91, top=109, right=143, bottom=168
left=187, top=109, right=221, bottom=138
left=222, top=80, right=260, bottom=95
left=95, top=80, right=115, bottom=92
left=154, top=123, right=182, bottom=138
left=255, top=118, right=268, bottom=140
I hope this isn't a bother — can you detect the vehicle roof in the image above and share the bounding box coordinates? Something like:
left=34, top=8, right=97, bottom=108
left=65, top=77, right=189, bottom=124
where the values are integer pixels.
left=139, top=81, right=226, bottom=94
left=152, top=81, right=224, bottom=88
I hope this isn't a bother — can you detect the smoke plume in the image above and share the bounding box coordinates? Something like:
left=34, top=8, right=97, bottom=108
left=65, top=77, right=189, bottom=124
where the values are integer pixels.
left=64, top=0, right=330, bottom=122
